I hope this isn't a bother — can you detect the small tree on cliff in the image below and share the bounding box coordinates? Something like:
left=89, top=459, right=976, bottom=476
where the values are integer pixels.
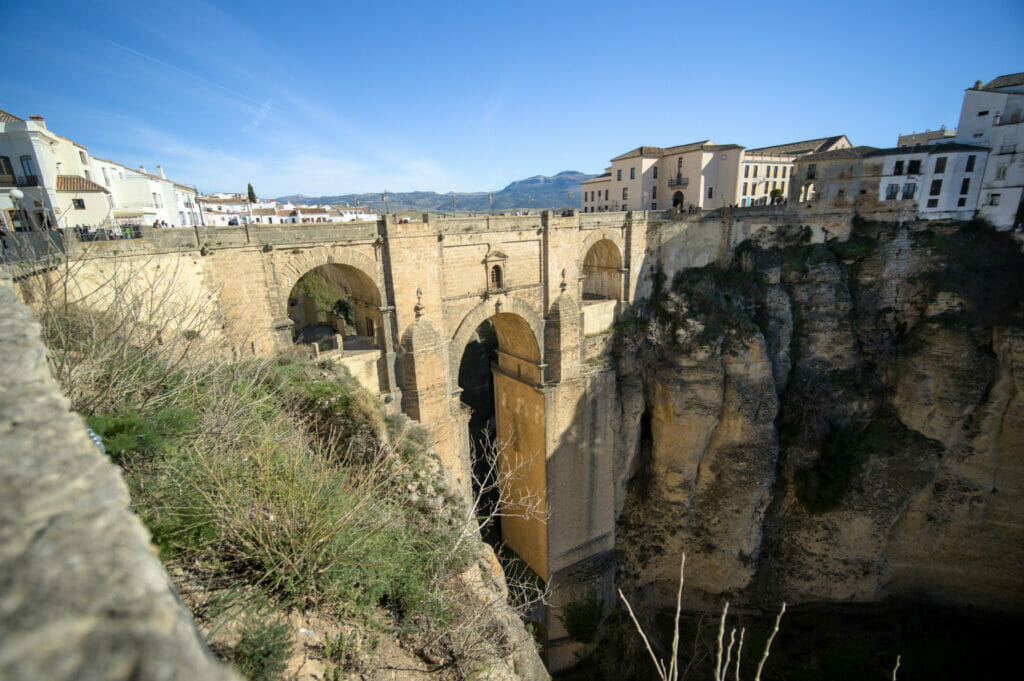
left=247, top=183, right=257, bottom=204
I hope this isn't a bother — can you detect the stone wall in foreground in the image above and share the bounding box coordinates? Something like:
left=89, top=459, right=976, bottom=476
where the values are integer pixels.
left=0, top=270, right=238, bottom=681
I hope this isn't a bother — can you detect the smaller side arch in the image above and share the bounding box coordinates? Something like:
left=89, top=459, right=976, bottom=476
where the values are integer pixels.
left=274, top=245, right=385, bottom=322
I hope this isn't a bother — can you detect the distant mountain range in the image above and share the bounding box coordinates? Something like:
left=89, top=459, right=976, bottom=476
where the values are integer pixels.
left=276, top=171, right=598, bottom=212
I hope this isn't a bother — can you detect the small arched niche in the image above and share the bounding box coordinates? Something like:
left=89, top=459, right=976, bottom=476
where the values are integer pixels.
left=581, top=238, right=623, bottom=302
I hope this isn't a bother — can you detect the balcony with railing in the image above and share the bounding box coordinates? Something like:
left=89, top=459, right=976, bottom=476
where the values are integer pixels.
left=998, top=142, right=1017, bottom=155
left=0, top=174, right=40, bottom=187
left=667, top=175, right=689, bottom=188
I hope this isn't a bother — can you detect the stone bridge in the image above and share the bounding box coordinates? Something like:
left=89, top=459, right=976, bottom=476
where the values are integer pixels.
left=5, top=205, right=854, bottom=670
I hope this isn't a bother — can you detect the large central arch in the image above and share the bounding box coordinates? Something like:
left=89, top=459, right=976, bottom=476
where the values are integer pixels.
left=451, top=297, right=548, bottom=578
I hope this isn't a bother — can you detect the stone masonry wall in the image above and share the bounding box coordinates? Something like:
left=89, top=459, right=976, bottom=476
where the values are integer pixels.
left=0, top=270, right=238, bottom=681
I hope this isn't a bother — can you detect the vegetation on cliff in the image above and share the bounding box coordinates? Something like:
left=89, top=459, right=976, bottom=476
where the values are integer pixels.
left=25, top=259, right=544, bottom=681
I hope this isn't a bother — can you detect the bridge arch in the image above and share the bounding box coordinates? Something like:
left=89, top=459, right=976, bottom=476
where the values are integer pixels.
left=450, top=295, right=548, bottom=578
left=449, top=295, right=545, bottom=391
left=277, top=248, right=390, bottom=392
left=277, top=246, right=383, bottom=302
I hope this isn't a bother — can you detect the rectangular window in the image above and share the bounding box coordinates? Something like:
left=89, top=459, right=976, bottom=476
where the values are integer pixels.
left=966, top=155, right=976, bottom=172
left=84, top=170, right=91, bottom=181
left=744, top=165, right=749, bottom=178
left=604, top=190, right=609, bottom=200
left=630, top=167, right=636, bottom=180
left=927, top=199, right=938, bottom=208
left=893, top=160, right=904, bottom=175
left=652, top=186, right=657, bottom=199
left=20, top=155, right=35, bottom=176
left=902, top=183, right=916, bottom=199
left=653, top=166, right=658, bottom=179
left=617, top=169, right=622, bottom=181
left=930, top=180, right=942, bottom=196
left=707, top=187, right=713, bottom=199
left=806, top=164, right=816, bottom=179
left=996, top=165, right=1008, bottom=180
left=72, top=198, right=85, bottom=209
left=978, top=110, right=989, bottom=116
left=742, top=182, right=748, bottom=195
left=772, top=181, right=777, bottom=191
left=907, top=159, right=921, bottom=174
left=960, top=178, right=970, bottom=195
left=886, top=184, right=899, bottom=200
left=989, top=193, right=1001, bottom=205
left=79, top=150, right=87, bottom=164
left=957, top=198, right=967, bottom=207
left=651, top=202, right=657, bottom=210
left=622, top=188, right=628, bottom=200
left=102, top=167, right=110, bottom=186
left=773, top=166, right=779, bottom=178
left=152, top=192, right=161, bottom=208
left=753, top=166, right=759, bottom=178
left=934, top=157, right=947, bottom=174
left=782, top=167, right=787, bottom=178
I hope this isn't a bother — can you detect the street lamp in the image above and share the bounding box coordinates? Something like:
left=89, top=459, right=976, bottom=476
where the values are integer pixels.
left=8, top=188, right=29, bottom=231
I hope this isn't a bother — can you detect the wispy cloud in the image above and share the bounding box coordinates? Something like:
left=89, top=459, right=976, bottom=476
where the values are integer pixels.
left=245, top=99, right=273, bottom=131
left=106, top=39, right=264, bottom=111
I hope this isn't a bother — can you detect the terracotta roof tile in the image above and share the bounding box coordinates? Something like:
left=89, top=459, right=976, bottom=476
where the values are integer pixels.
left=56, top=175, right=110, bottom=194
left=0, top=108, right=24, bottom=123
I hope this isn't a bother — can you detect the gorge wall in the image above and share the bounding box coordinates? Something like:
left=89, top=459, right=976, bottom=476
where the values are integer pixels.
left=611, top=219, right=1024, bottom=618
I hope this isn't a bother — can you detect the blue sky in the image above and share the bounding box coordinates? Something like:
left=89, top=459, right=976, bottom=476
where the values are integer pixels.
left=2, top=0, right=1021, bottom=197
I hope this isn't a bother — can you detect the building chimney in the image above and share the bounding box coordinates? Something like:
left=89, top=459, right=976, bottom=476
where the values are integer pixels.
left=156, top=165, right=166, bottom=179
left=974, top=80, right=983, bottom=89
left=28, top=115, right=46, bottom=129
left=139, top=165, right=146, bottom=174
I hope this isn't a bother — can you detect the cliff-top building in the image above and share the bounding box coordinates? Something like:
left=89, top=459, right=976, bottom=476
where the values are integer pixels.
left=580, top=135, right=850, bottom=213
left=790, top=72, right=1023, bottom=229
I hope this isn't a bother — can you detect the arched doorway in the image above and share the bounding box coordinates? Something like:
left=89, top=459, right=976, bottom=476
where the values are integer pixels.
left=672, top=191, right=685, bottom=210
left=454, top=309, right=547, bottom=581
left=287, top=263, right=385, bottom=389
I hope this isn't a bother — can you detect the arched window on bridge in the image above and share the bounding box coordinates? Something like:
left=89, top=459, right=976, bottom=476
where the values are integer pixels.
left=490, top=265, right=503, bottom=290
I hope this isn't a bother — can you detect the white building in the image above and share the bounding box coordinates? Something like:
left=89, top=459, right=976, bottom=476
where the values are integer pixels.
left=1, top=106, right=197, bottom=233
left=199, top=193, right=252, bottom=226
left=876, top=143, right=988, bottom=220
left=91, top=157, right=200, bottom=228
left=952, top=73, right=1024, bottom=229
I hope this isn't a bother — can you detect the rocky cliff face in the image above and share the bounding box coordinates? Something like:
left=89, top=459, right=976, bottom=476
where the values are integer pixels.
left=613, top=221, right=1024, bottom=615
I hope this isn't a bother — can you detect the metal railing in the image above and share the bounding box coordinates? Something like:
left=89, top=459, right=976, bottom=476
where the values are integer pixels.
left=667, top=176, right=689, bottom=188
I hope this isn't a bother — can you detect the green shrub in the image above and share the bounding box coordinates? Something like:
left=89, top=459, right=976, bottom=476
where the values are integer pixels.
left=560, top=593, right=603, bottom=644
left=234, top=616, right=292, bottom=681
left=86, top=406, right=196, bottom=464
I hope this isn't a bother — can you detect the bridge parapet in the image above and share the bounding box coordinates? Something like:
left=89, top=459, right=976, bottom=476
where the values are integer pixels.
left=579, top=211, right=629, bottom=228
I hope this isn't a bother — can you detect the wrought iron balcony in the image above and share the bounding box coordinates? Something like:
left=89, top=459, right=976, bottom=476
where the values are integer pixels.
left=667, top=175, right=689, bottom=188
